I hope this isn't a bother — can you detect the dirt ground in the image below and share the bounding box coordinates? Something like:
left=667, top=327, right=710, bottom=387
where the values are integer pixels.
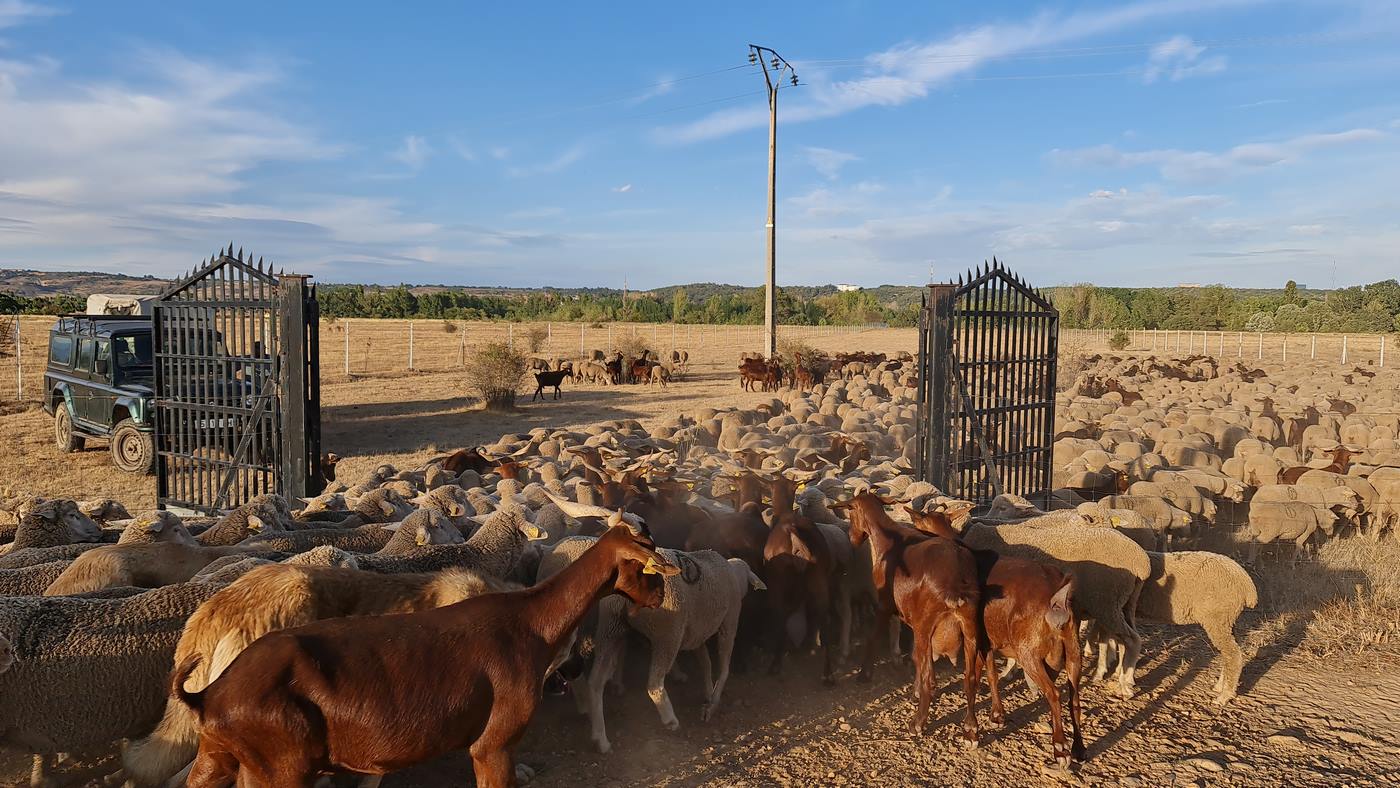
left=4, top=325, right=1400, bottom=785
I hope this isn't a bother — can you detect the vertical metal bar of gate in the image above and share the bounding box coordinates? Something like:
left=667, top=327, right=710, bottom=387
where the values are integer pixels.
left=921, top=285, right=955, bottom=491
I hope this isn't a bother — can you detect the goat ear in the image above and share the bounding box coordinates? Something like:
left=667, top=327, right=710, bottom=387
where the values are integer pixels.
left=642, top=555, right=680, bottom=576
left=903, top=505, right=919, bottom=517
left=1045, top=580, right=1074, bottom=630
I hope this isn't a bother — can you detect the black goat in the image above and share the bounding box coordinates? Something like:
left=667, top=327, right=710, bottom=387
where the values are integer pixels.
left=533, top=369, right=569, bottom=401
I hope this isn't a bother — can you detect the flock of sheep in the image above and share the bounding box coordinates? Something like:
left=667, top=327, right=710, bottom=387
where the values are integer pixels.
left=0, top=347, right=1388, bottom=785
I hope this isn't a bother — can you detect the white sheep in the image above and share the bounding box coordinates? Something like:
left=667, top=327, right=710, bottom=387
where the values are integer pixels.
left=578, top=549, right=764, bottom=753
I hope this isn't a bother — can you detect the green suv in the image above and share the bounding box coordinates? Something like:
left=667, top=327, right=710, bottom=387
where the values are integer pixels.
left=43, top=315, right=156, bottom=473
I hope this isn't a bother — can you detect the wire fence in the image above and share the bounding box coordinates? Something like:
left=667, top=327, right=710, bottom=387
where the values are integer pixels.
left=4, top=315, right=1395, bottom=403
left=1, top=317, right=916, bottom=400
left=1061, top=328, right=1393, bottom=366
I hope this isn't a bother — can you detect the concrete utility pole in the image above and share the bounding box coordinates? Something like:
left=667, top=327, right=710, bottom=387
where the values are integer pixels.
left=750, top=44, right=797, bottom=360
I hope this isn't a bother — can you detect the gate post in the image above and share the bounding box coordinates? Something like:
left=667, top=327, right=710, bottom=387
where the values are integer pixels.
left=919, top=284, right=955, bottom=491
left=278, top=275, right=315, bottom=500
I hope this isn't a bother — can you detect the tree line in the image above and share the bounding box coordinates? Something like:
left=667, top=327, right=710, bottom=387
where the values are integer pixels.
left=1049, top=280, right=1400, bottom=334
left=314, top=285, right=923, bottom=327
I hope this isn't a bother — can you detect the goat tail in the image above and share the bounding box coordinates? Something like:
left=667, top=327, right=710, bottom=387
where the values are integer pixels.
left=123, top=656, right=206, bottom=786
left=170, top=655, right=206, bottom=718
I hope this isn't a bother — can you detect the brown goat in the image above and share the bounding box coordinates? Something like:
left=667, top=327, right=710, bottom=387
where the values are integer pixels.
left=1280, top=445, right=1359, bottom=485
left=763, top=512, right=838, bottom=684
left=908, top=507, right=1086, bottom=768
left=835, top=493, right=981, bottom=742
left=440, top=446, right=497, bottom=477
left=176, top=524, right=679, bottom=788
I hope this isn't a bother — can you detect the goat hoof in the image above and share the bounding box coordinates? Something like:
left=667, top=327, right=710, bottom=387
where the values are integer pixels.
left=989, top=711, right=1005, bottom=726
left=700, top=703, right=714, bottom=722
left=663, top=718, right=680, bottom=732
left=960, top=733, right=979, bottom=749
left=593, top=738, right=612, bottom=755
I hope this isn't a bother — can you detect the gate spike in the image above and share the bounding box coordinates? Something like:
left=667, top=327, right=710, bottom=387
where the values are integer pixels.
left=237, top=246, right=244, bottom=261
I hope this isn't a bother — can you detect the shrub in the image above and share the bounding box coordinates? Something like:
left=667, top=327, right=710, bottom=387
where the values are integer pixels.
left=464, top=341, right=528, bottom=412
left=614, top=333, right=654, bottom=362
left=523, top=324, right=549, bottom=353
left=442, top=320, right=459, bottom=334
left=777, top=336, right=829, bottom=374
left=1109, top=329, right=1130, bottom=350
left=0, top=319, right=13, bottom=358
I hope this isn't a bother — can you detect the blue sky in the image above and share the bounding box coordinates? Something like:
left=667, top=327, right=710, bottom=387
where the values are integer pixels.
left=0, top=0, right=1397, bottom=290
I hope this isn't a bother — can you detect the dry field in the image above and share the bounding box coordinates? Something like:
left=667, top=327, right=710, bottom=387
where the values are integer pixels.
left=2, top=320, right=1399, bottom=786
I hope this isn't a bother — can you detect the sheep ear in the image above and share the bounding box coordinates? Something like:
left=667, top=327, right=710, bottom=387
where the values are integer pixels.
left=145, top=519, right=166, bottom=534
left=448, top=502, right=465, bottom=518
left=380, top=499, right=396, bottom=516
left=415, top=524, right=430, bottom=546
left=246, top=514, right=266, bottom=533
left=748, top=571, right=767, bottom=591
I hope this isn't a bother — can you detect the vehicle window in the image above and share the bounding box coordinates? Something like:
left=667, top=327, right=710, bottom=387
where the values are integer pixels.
left=113, top=334, right=154, bottom=368
left=95, top=340, right=111, bottom=376
left=76, top=339, right=94, bottom=372
left=49, top=334, right=74, bottom=366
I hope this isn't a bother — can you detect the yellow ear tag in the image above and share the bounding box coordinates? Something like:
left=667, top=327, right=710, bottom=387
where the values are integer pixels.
left=642, top=557, right=663, bottom=575
left=1109, top=516, right=1122, bottom=525
left=415, top=528, right=429, bottom=546
left=796, top=482, right=807, bottom=492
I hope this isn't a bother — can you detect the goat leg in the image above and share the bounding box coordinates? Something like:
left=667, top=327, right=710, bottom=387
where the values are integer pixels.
left=982, top=651, right=1005, bottom=725
left=858, top=606, right=893, bottom=683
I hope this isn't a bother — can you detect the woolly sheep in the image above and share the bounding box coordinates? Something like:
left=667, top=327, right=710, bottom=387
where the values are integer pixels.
left=196, top=496, right=290, bottom=546
left=1138, top=551, right=1257, bottom=704
left=115, top=511, right=198, bottom=546
left=579, top=549, right=765, bottom=753
left=239, top=509, right=463, bottom=555
left=355, top=507, right=546, bottom=577
left=1247, top=500, right=1335, bottom=555
left=187, top=545, right=360, bottom=586
left=123, top=563, right=516, bottom=786
left=0, top=582, right=225, bottom=783
left=42, top=541, right=268, bottom=596
left=0, top=560, right=71, bottom=597
left=956, top=521, right=1149, bottom=698
left=0, top=499, right=102, bottom=556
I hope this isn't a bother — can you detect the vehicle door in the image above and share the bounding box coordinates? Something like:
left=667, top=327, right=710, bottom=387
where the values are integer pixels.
left=89, top=338, right=117, bottom=429
left=72, top=337, right=97, bottom=423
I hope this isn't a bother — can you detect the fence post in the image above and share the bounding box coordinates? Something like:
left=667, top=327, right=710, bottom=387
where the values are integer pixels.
left=1218, top=331, right=1223, bottom=357
left=1257, top=332, right=1263, bottom=359
left=547, top=322, right=552, bottom=345
left=343, top=320, right=350, bottom=375
left=580, top=323, right=585, bottom=356
left=1342, top=335, right=1348, bottom=365
left=1311, top=333, right=1316, bottom=359
left=1381, top=336, right=1386, bottom=368
left=508, top=323, right=514, bottom=350
left=1238, top=331, right=1242, bottom=357
left=1281, top=334, right=1286, bottom=363
left=607, top=323, right=612, bottom=351
left=13, top=314, right=21, bottom=401
left=458, top=328, right=466, bottom=367
left=407, top=321, right=414, bottom=371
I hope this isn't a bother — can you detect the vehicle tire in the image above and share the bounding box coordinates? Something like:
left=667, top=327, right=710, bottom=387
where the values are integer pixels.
left=111, top=419, right=155, bottom=474
left=54, top=407, right=84, bottom=452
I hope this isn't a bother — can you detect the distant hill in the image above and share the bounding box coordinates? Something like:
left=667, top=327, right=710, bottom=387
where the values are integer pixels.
left=0, top=269, right=172, bottom=297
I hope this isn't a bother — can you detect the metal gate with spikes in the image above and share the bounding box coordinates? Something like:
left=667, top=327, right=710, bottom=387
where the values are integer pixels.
left=154, top=246, right=322, bottom=514
left=917, top=259, right=1059, bottom=507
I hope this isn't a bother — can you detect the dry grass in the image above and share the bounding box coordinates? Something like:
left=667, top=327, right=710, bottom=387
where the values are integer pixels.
left=463, top=341, right=528, bottom=411
left=1251, top=538, right=1400, bottom=662
left=1056, top=332, right=1094, bottom=391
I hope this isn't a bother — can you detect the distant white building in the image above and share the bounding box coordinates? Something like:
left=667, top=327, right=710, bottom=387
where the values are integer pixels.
left=834, top=283, right=861, bottom=292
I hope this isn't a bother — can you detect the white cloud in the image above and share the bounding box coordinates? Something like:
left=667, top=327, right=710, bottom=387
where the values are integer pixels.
left=626, top=75, right=674, bottom=106
left=612, top=183, right=632, bottom=193
left=0, top=50, right=335, bottom=204
left=802, top=146, right=859, bottom=179
left=1289, top=223, right=1327, bottom=236
left=446, top=136, right=475, bottom=161
left=1048, top=127, right=1387, bottom=181
left=506, top=144, right=586, bottom=177
left=0, top=0, right=57, bottom=30
left=389, top=135, right=432, bottom=170
left=489, top=146, right=510, bottom=160
left=658, top=0, right=1268, bottom=143
left=1142, top=35, right=1226, bottom=83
